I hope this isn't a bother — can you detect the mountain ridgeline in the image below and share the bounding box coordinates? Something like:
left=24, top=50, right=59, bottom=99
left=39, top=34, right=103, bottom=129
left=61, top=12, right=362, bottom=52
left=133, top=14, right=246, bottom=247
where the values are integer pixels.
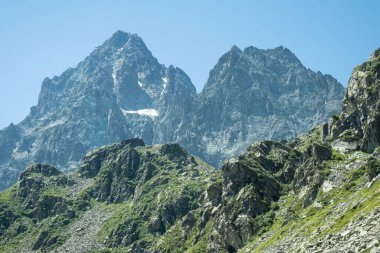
left=0, top=30, right=344, bottom=190
left=0, top=48, right=379, bottom=252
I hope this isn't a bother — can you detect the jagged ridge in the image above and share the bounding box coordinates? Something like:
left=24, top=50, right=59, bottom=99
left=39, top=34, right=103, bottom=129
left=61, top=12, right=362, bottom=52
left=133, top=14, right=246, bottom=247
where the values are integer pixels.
left=0, top=30, right=345, bottom=190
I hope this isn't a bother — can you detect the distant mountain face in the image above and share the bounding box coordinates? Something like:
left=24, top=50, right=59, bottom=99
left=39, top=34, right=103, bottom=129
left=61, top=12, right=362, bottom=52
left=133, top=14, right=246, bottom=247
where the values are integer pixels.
left=0, top=31, right=196, bottom=190
left=172, top=45, right=345, bottom=166
left=0, top=31, right=344, bottom=190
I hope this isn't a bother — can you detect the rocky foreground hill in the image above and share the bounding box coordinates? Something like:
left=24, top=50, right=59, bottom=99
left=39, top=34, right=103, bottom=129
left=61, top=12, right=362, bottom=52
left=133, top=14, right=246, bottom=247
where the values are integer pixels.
left=0, top=49, right=378, bottom=252
left=0, top=30, right=344, bottom=190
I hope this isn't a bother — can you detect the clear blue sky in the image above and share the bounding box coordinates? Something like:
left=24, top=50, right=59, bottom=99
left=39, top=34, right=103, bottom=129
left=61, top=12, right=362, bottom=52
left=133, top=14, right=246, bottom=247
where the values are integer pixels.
left=0, top=1, right=379, bottom=129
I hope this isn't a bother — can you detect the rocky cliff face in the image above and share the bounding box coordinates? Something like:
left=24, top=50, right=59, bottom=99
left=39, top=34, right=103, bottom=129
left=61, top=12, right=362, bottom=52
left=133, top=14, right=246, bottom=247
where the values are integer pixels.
left=0, top=31, right=344, bottom=191
left=241, top=48, right=380, bottom=253
left=178, top=46, right=344, bottom=166
left=0, top=47, right=378, bottom=252
left=0, top=31, right=196, bottom=190
left=0, top=139, right=220, bottom=252
left=330, top=48, right=380, bottom=153
left=159, top=48, right=379, bottom=253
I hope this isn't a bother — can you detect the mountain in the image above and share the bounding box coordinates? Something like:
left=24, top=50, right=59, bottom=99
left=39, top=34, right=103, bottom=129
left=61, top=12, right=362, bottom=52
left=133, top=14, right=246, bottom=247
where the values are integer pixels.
left=0, top=48, right=379, bottom=252
left=0, top=31, right=196, bottom=190
left=173, top=45, right=345, bottom=166
left=0, top=31, right=344, bottom=190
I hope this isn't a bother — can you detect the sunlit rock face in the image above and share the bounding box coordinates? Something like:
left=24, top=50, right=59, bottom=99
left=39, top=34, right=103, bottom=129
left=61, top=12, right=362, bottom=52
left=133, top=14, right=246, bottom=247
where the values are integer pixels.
left=329, top=48, right=380, bottom=153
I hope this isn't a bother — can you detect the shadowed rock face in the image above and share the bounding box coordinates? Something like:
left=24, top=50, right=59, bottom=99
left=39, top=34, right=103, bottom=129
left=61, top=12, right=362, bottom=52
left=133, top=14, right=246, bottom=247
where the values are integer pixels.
left=20, top=164, right=62, bottom=179
left=176, top=46, right=344, bottom=167
left=0, top=139, right=222, bottom=252
left=330, top=48, right=380, bottom=153
left=0, top=31, right=344, bottom=190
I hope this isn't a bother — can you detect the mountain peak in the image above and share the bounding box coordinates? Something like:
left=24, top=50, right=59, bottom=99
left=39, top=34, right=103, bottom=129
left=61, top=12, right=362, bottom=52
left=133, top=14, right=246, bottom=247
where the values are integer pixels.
left=271, top=45, right=294, bottom=56
left=102, top=30, right=145, bottom=50
left=242, top=45, right=301, bottom=65
left=112, top=30, right=131, bottom=39
left=272, top=45, right=288, bottom=51
left=333, top=47, right=380, bottom=153
left=369, top=47, right=380, bottom=62
left=106, top=30, right=131, bottom=48
left=229, top=45, right=242, bottom=54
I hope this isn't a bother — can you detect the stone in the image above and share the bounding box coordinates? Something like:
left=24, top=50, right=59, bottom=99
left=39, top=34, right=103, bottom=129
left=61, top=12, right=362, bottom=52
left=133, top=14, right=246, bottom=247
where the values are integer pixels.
left=159, top=143, right=188, bottom=159
left=322, top=180, right=334, bottom=192
left=148, top=216, right=164, bottom=234
left=331, top=140, right=358, bottom=153
left=321, top=123, right=329, bottom=141
left=313, top=201, right=323, bottom=209
left=20, top=164, right=61, bottom=180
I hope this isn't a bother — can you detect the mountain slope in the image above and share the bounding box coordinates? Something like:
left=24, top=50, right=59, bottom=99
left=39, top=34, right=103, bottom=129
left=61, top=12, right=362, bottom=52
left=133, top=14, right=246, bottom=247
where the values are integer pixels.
left=0, top=31, right=344, bottom=190
left=0, top=48, right=378, bottom=252
left=175, top=45, right=344, bottom=166
left=242, top=48, right=380, bottom=252
left=0, top=139, right=219, bottom=252
left=0, top=31, right=196, bottom=190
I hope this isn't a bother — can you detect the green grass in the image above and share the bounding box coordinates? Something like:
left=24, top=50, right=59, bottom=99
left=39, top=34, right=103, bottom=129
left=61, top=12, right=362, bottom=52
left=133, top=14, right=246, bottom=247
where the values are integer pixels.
left=92, top=144, right=221, bottom=251
left=0, top=186, right=16, bottom=204
left=331, top=150, right=346, bottom=161
left=364, top=157, right=380, bottom=180
left=95, top=201, right=132, bottom=241
left=186, top=219, right=214, bottom=253
left=241, top=156, right=380, bottom=252
left=155, top=209, right=214, bottom=253
left=339, top=128, right=358, bottom=142
left=296, top=126, right=322, bottom=152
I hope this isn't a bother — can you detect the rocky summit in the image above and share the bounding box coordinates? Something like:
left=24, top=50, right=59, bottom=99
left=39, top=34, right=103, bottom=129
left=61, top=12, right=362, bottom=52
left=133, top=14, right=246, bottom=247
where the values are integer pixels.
left=0, top=30, right=344, bottom=190
left=0, top=49, right=379, bottom=252
left=0, top=31, right=196, bottom=190
left=176, top=45, right=344, bottom=166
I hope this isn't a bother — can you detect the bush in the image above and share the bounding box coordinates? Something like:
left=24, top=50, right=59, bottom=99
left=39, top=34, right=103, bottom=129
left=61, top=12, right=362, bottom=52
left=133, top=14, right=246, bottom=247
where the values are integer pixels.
left=364, top=158, right=380, bottom=180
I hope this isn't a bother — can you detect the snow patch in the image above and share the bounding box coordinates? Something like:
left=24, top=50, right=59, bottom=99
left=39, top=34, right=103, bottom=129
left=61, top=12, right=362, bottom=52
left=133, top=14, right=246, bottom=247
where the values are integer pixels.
left=121, top=108, right=158, bottom=117
left=44, top=119, right=66, bottom=129
left=112, top=66, right=117, bottom=85
left=112, top=59, right=124, bottom=89
left=161, top=77, right=168, bottom=96
left=162, top=77, right=168, bottom=89
left=116, top=46, right=124, bottom=55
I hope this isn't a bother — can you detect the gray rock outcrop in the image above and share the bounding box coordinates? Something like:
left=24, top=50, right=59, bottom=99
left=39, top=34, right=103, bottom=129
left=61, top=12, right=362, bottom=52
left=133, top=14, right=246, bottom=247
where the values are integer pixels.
left=330, top=48, right=380, bottom=153
left=178, top=46, right=344, bottom=166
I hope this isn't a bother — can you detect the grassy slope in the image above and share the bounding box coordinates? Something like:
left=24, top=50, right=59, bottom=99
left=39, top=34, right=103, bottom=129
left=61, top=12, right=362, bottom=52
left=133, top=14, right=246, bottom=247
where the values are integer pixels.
left=0, top=143, right=221, bottom=252
left=241, top=148, right=379, bottom=252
